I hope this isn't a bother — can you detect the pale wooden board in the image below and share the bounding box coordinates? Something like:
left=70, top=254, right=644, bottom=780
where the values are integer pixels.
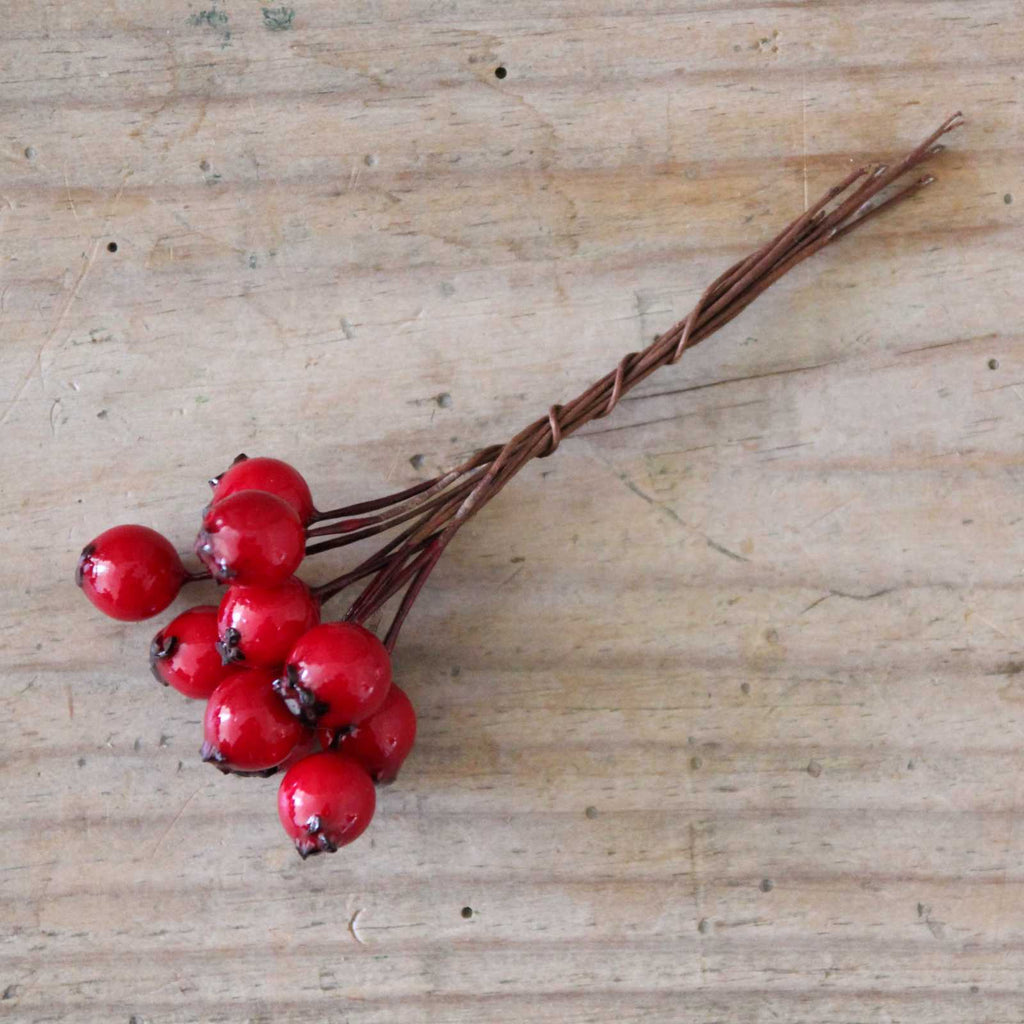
left=2, top=0, right=1023, bottom=1020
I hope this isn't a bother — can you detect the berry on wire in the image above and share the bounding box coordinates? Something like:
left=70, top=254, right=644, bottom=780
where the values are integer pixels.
left=151, top=605, right=235, bottom=699
left=210, top=455, right=316, bottom=525
left=275, top=622, right=392, bottom=729
left=216, top=576, right=320, bottom=668
left=277, top=752, right=376, bottom=857
left=320, top=684, right=417, bottom=784
left=76, top=524, right=187, bottom=621
left=195, top=490, right=305, bottom=586
left=202, top=668, right=312, bottom=775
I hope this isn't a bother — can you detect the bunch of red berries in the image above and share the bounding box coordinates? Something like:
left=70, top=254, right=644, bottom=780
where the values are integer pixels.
left=76, top=456, right=417, bottom=858
left=74, top=117, right=962, bottom=859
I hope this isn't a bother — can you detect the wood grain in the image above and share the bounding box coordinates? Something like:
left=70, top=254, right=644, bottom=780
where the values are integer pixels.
left=2, top=0, right=1022, bottom=1020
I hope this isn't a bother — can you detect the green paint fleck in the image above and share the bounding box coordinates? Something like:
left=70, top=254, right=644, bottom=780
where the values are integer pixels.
left=188, top=6, right=231, bottom=46
left=195, top=395, right=210, bottom=404
left=188, top=8, right=228, bottom=27
left=262, top=5, right=294, bottom=30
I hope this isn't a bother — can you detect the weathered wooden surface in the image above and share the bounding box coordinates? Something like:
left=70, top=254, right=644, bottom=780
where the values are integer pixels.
left=2, top=1, right=1022, bottom=1020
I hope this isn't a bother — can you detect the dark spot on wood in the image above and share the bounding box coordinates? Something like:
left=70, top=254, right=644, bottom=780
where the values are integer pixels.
left=107, top=241, right=118, bottom=253
left=1004, top=194, right=1013, bottom=205
left=450, top=665, right=461, bottom=677
left=461, top=906, right=473, bottom=918
left=690, top=755, right=703, bottom=770
left=409, top=454, right=425, bottom=470
left=740, top=682, right=751, bottom=695
left=584, top=805, right=598, bottom=819
left=199, top=159, right=210, bottom=172
left=494, top=66, right=507, bottom=79
left=759, top=878, right=774, bottom=893
left=988, top=358, right=999, bottom=370
left=24, top=147, right=35, bottom=160
left=697, top=918, right=710, bottom=933
left=807, top=759, right=822, bottom=777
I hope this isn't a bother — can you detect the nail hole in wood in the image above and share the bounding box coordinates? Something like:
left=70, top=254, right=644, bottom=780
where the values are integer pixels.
left=461, top=906, right=473, bottom=919
left=494, top=66, right=507, bottom=79
left=988, top=358, right=999, bottom=370
left=107, top=242, right=118, bottom=253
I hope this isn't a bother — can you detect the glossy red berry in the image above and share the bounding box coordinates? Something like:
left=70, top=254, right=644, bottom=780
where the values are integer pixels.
left=216, top=577, right=320, bottom=668
left=76, top=524, right=186, bottom=621
left=202, top=668, right=311, bottom=775
left=277, top=752, right=376, bottom=857
left=275, top=622, right=391, bottom=729
left=151, top=605, right=235, bottom=699
left=195, top=490, right=305, bottom=586
left=210, top=455, right=316, bottom=525
left=320, top=684, right=417, bottom=784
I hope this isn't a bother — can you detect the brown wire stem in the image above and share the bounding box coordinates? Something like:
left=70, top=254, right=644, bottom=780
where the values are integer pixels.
left=311, top=114, right=962, bottom=650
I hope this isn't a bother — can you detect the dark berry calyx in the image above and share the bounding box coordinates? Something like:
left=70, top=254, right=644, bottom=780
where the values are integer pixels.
left=318, top=724, right=353, bottom=751
left=296, top=815, right=339, bottom=858
left=194, top=529, right=238, bottom=583
left=200, top=739, right=280, bottom=778
left=215, top=626, right=245, bottom=666
left=273, top=665, right=329, bottom=725
left=74, top=543, right=96, bottom=587
left=208, top=452, right=249, bottom=488
left=200, top=739, right=227, bottom=768
left=148, top=632, right=179, bottom=685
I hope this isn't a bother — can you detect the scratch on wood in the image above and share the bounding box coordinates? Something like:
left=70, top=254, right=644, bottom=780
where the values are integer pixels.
left=603, top=460, right=751, bottom=563
left=623, top=360, right=831, bottom=406
left=0, top=239, right=101, bottom=426
left=66, top=684, right=73, bottom=720
left=706, top=538, right=750, bottom=563
left=63, top=165, right=79, bottom=222
left=803, top=587, right=896, bottom=614
left=147, top=789, right=201, bottom=857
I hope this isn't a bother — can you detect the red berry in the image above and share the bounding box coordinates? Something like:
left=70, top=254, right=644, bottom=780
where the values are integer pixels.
left=277, top=752, right=376, bottom=857
left=210, top=455, right=316, bottom=525
left=76, top=525, right=186, bottom=621
left=151, top=605, right=235, bottom=699
left=275, top=622, right=391, bottom=729
left=216, top=577, right=320, bottom=668
left=320, top=684, right=417, bottom=784
left=202, top=668, right=310, bottom=775
left=195, top=490, right=305, bottom=586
